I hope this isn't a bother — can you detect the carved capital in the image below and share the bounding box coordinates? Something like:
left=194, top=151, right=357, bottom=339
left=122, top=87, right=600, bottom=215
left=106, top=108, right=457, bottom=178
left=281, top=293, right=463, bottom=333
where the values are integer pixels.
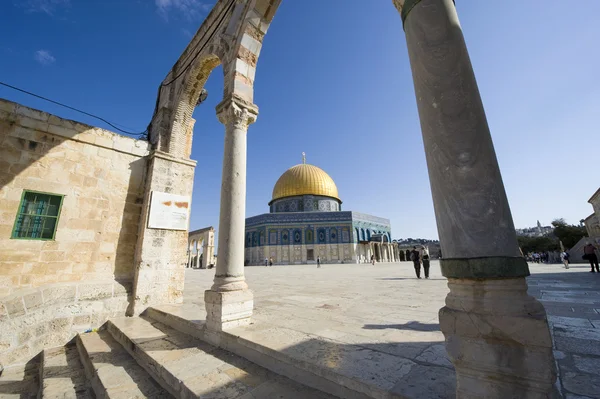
left=392, top=0, right=406, bottom=13
left=216, top=98, right=258, bottom=130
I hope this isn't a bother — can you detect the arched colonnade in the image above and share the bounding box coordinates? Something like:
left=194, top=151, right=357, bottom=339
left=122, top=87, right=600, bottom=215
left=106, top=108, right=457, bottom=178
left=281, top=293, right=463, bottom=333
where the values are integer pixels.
left=187, top=226, right=216, bottom=269
left=128, top=1, right=557, bottom=396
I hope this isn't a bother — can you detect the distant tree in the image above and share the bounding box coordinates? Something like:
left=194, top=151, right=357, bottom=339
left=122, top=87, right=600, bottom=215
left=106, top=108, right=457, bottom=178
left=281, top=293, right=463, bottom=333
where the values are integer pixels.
left=551, top=218, right=567, bottom=227
left=517, top=236, right=560, bottom=253
left=551, top=218, right=587, bottom=249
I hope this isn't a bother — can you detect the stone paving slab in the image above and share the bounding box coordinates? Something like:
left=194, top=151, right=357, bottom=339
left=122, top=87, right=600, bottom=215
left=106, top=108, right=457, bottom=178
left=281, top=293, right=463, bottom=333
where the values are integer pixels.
left=153, top=302, right=455, bottom=399
left=107, top=315, right=337, bottom=399
left=181, top=260, right=600, bottom=398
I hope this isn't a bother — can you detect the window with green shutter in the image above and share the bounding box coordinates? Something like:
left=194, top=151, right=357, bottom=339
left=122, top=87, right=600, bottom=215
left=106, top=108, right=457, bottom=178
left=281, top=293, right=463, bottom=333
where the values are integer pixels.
left=11, top=191, right=64, bottom=240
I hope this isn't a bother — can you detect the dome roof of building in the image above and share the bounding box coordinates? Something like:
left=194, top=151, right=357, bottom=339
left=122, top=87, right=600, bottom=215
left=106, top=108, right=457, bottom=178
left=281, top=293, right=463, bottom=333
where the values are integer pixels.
left=271, top=163, right=340, bottom=203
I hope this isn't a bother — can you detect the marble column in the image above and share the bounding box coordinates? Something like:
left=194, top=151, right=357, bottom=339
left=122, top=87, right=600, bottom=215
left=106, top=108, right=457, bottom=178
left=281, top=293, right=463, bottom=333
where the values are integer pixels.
left=395, top=0, right=556, bottom=397
left=204, top=98, right=258, bottom=332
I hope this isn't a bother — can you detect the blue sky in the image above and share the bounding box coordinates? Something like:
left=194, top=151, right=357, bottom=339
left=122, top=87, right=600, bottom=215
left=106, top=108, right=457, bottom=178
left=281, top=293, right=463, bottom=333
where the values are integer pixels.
left=1, top=0, right=598, bottom=240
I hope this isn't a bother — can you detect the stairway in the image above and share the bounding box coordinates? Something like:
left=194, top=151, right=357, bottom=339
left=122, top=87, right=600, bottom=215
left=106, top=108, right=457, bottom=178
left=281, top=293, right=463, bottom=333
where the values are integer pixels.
left=567, top=235, right=600, bottom=263
left=0, top=310, right=338, bottom=399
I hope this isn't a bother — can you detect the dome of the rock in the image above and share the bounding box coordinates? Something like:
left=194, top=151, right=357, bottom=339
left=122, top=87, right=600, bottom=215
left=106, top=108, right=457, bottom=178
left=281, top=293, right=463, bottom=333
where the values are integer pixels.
left=271, top=163, right=340, bottom=203
left=246, top=154, right=394, bottom=266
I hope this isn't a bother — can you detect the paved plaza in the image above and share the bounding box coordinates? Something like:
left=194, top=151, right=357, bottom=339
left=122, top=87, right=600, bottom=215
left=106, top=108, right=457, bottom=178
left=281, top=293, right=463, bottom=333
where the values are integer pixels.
left=183, top=261, right=600, bottom=398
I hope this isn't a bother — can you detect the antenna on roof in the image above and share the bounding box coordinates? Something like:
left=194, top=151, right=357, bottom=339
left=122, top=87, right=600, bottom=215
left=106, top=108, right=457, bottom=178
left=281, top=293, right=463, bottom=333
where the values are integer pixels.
left=302, top=152, right=306, bottom=164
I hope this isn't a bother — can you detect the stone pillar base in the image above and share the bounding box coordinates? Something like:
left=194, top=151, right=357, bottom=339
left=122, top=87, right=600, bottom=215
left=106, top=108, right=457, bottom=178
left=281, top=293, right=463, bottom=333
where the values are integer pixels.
left=204, top=289, right=253, bottom=332
left=439, top=278, right=557, bottom=398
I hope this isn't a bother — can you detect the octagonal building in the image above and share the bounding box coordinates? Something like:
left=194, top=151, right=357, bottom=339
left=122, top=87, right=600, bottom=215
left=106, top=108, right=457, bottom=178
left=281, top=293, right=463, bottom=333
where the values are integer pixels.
left=244, top=157, right=399, bottom=265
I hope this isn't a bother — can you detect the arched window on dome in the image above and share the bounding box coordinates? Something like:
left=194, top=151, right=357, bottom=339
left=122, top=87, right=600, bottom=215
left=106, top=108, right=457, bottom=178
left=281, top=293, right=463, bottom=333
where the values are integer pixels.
left=361, top=228, right=366, bottom=241
left=367, top=230, right=372, bottom=240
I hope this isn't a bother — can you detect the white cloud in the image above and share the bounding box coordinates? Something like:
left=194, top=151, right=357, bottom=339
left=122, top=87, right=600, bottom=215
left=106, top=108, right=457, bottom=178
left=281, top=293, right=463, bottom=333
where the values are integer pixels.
left=156, top=0, right=212, bottom=21
left=181, top=28, right=193, bottom=38
left=34, top=50, right=56, bottom=65
left=19, top=0, right=70, bottom=15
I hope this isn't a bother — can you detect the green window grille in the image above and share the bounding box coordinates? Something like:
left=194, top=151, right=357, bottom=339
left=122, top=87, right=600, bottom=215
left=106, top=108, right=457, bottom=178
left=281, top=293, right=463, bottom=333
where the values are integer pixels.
left=11, top=190, right=64, bottom=240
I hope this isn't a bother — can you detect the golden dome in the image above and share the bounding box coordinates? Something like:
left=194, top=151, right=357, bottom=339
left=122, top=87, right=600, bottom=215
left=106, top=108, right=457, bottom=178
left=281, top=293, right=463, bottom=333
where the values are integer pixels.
left=271, top=163, right=340, bottom=203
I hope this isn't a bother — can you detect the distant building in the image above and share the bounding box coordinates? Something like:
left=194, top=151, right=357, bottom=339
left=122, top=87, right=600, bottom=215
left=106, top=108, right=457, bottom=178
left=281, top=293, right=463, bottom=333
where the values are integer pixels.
left=584, top=188, right=600, bottom=237
left=244, top=156, right=401, bottom=265
left=515, top=220, right=553, bottom=237
left=567, top=188, right=600, bottom=263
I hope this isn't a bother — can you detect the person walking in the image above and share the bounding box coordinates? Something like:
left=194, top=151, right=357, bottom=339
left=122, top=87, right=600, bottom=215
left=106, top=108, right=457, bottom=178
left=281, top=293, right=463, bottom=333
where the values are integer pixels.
left=410, top=246, right=421, bottom=279
left=371, top=254, right=375, bottom=266
left=583, top=242, right=599, bottom=272
left=420, top=246, right=430, bottom=279
left=317, top=256, right=321, bottom=268
left=560, top=250, right=570, bottom=269
left=264, top=257, right=268, bottom=267
left=269, top=257, right=273, bottom=267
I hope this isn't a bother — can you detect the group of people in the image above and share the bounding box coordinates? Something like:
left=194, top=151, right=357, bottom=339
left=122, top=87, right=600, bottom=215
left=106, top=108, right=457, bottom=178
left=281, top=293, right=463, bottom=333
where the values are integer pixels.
left=259, top=242, right=600, bottom=275
left=409, top=246, right=430, bottom=279
left=549, top=242, right=599, bottom=272
left=527, top=252, right=551, bottom=263
left=264, top=257, right=273, bottom=267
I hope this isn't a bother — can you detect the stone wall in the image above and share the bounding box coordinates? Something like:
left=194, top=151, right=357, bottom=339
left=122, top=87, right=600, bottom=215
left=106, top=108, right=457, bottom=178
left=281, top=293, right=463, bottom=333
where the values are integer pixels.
left=0, top=280, right=131, bottom=367
left=0, top=98, right=150, bottom=367
left=245, top=243, right=355, bottom=265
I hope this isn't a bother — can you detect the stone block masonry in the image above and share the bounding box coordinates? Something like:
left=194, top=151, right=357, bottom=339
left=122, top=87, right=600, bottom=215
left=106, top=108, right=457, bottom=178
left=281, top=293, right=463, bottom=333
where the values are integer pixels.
left=0, top=280, right=131, bottom=367
left=0, top=98, right=150, bottom=367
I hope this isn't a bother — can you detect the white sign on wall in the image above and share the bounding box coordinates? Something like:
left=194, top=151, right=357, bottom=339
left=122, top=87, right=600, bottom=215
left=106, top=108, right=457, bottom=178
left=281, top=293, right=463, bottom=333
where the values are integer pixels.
left=147, top=191, right=190, bottom=231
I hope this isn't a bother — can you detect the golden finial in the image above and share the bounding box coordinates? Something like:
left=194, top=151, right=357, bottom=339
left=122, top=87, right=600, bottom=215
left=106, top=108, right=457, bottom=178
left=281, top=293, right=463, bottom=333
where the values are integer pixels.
left=302, top=152, right=306, bottom=164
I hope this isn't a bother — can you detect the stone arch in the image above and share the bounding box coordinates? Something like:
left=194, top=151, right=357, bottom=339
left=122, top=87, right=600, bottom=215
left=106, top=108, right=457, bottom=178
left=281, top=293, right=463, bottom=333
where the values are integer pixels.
left=221, top=0, right=282, bottom=103
left=148, top=0, right=265, bottom=157
left=159, top=54, right=222, bottom=157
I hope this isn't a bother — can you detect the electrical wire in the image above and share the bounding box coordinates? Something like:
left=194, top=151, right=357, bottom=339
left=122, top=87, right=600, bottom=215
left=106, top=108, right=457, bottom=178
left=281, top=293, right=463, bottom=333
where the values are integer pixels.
left=0, top=81, right=148, bottom=137
left=162, top=0, right=236, bottom=87
left=1, top=0, right=237, bottom=140
left=146, top=0, right=237, bottom=135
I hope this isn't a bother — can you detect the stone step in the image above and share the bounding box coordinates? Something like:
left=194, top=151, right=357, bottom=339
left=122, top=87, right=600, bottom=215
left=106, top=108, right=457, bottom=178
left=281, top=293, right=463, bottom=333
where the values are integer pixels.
left=145, top=305, right=205, bottom=340
left=107, top=315, right=337, bottom=399
left=147, top=305, right=455, bottom=399
left=40, top=343, right=91, bottom=398
left=76, top=330, right=172, bottom=398
left=0, top=354, right=40, bottom=399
